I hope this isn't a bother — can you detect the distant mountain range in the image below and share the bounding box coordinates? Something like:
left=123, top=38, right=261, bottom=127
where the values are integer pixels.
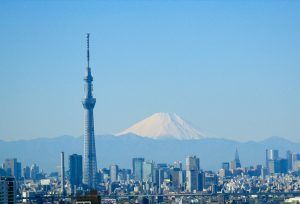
left=0, top=134, right=299, bottom=173
left=1, top=112, right=298, bottom=173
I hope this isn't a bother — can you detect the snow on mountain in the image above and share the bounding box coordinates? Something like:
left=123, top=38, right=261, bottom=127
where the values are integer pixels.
left=116, top=112, right=204, bottom=140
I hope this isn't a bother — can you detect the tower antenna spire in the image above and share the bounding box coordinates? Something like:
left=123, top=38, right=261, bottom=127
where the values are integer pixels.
left=82, top=33, right=97, bottom=188
left=87, top=33, right=90, bottom=67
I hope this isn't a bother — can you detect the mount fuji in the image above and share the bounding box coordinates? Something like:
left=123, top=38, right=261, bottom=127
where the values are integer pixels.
left=116, top=112, right=204, bottom=140
left=1, top=114, right=298, bottom=172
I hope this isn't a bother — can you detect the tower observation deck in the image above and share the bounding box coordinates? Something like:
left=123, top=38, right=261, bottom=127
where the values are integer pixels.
left=82, top=33, right=97, bottom=188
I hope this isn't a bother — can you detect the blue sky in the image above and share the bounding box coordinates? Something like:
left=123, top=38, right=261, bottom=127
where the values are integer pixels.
left=0, top=1, right=299, bottom=142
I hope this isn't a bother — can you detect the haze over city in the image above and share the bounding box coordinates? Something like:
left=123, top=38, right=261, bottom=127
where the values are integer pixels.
left=0, top=1, right=300, bottom=142
left=2, top=2, right=300, bottom=204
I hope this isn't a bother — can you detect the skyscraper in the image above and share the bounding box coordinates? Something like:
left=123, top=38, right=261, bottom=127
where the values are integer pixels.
left=266, top=149, right=279, bottom=173
left=143, top=161, right=154, bottom=183
left=186, top=156, right=200, bottom=192
left=61, top=152, right=66, bottom=195
left=69, top=154, right=83, bottom=193
left=0, top=177, right=16, bottom=204
left=109, top=165, right=119, bottom=183
left=268, top=159, right=280, bottom=174
left=222, top=162, right=230, bottom=171
left=22, top=166, right=30, bottom=179
left=30, top=164, right=39, bottom=181
left=270, top=149, right=279, bottom=160
left=82, top=33, right=97, bottom=188
left=292, top=153, right=300, bottom=171
left=3, top=159, right=21, bottom=180
left=132, top=158, right=144, bottom=181
left=170, top=167, right=183, bottom=191
left=286, top=150, right=293, bottom=171
left=234, top=149, right=241, bottom=168
left=186, top=156, right=200, bottom=171
left=279, top=158, right=288, bottom=174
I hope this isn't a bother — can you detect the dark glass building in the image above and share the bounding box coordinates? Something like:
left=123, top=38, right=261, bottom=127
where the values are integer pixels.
left=132, top=158, right=144, bottom=181
left=69, top=154, right=83, bottom=193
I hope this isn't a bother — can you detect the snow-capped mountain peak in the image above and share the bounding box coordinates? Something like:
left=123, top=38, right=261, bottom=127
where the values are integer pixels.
left=116, top=112, right=204, bottom=140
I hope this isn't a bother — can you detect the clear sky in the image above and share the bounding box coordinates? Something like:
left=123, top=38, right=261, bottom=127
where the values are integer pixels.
left=0, top=1, right=299, bottom=142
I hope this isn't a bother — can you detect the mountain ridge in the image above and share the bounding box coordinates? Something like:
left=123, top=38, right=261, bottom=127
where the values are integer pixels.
left=0, top=134, right=298, bottom=173
left=117, top=112, right=204, bottom=140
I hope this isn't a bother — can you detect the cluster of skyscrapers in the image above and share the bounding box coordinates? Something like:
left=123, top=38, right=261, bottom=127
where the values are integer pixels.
left=2, top=147, right=300, bottom=203
left=266, top=149, right=300, bottom=174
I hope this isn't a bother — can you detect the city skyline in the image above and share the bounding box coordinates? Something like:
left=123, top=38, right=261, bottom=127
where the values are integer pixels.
left=1, top=1, right=300, bottom=203
left=2, top=146, right=300, bottom=203
left=1, top=1, right=300, bottom=142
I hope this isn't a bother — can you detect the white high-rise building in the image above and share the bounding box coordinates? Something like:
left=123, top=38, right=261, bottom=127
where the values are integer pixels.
left=186, top=156, right=200, bottom=192
left=143, top=161, right=154, bottom=183
left=186, top=156, right=200, bottom=171
left=110, top=165, right=119, bottom=183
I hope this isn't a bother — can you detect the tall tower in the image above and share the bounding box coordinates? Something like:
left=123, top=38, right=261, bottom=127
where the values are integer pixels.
left=61, top=152, right=66, bottom=195
left=234, top=149, right=241, bottom=168
left=82, top=33, right=97, bottom=188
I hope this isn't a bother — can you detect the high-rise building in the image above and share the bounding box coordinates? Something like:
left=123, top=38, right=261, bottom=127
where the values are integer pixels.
left=229, top=160, right=236, bottom=170
left=154, top=168, right=165, bottom=193
left=186, top=156, right=200, bottom=171
left=143, top=161, right=154, bottom=183
left=229, top=150, right=241, bottom=170
left=82, top=33, right=98, bottom=188
left=132, top=158, right=144, bottom=181
left=286, top=150, right=293, bottom=171
left=261, top=167, right=268, bottom=178
left=186, top=170, right=198, bottom=192
left=0, top=168, right=6, bottom=177
left=234, top=149, right=241, bottom=168
left=266, top=149, right=279, bottom=171
left=100, top=168, right=110, bottom=183
left=186, top=156, right=200, bottom=192
left=69, top=154, right=83, bottom=192
left=3, top=159, right=21, bottom=180
left=16, top=162, right=21, bottom=180
left=292, top=153, right=300, bottom=171
left=0, top=177, right=16, bottom=204
left=61, top=152, right=66, bottom=195
left=30, top=164, right=39, bottom=181
left=265, top=156, right=288, bottom=175
left=109, top=165, right=119, bottom=183
left=173, top=161, right=182, bottom=170
left=279, top=158, right=288, bottom=174
left=22, top=166, right=31, bottom=179
left=118, top=169, right=131, bottom=182
left=202, top=171, right=218, bottom=192
left=265, top=149, right=269, bottom=170
left=265, top=149, right=281, bottom=174
left=268, top=149, right=279, bottom=160
left=268, top=159, right=280, bottom=174
left=154, top=163, right=170, bottom=192
left=170, top=168, right=183, bottom=191
left=220, top=162, right=231, bottom=177
left=222, top=162, right=230, bottom=171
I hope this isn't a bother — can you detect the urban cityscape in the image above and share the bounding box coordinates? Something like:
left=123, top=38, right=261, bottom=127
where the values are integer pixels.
left=1, top=1, right=300, bottom=204
left=2, top=148, right=300, bottom=203
left=0, top=34, right=299, bottom=204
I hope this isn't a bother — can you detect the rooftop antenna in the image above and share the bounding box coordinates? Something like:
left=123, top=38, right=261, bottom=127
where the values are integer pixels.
left=87, top=33, right=90, bottom=68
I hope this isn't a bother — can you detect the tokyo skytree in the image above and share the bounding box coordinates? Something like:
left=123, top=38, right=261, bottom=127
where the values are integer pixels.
left=82, top=33, right=97, bottom=188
